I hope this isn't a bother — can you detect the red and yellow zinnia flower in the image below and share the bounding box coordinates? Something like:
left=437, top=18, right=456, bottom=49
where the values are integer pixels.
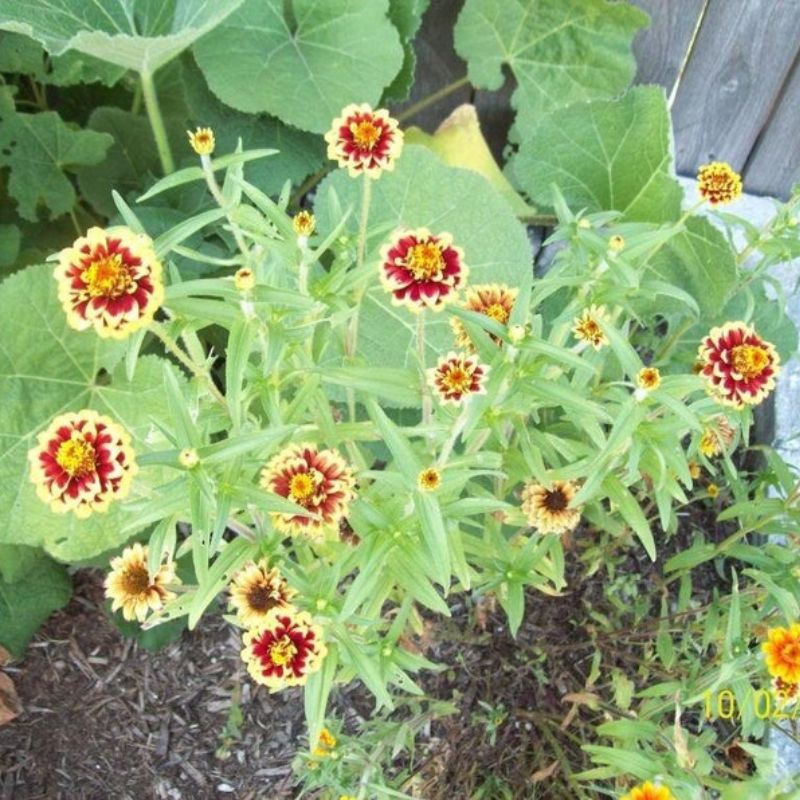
left=427, top=352, right=489, bottom=406
left=260, top=443, right=356, bottom=541
left=572, top=305, right=609, bottom=350
left=104, top=542, right=179, bottom=622
left=772, top=676, right=800, bottom=708
left=620, top=781, right=675, bottom=800
left=521, top=479, right=581, bottom=535
left=54, top=226, right=164, bottom=339
left=228, top=559, right=297, bottom=629
left=324, top=103, right=403, bottom=178
left=450, top=283, right=518, bottom=350
left=763, top=624, right=800, bottom=683
left=28, top=410, right=137, bottom=518
left=241, top=609, right=326, bottom=691
left=697, top=322, right=780, bottom=408
left=697, top=161, right=742, bottom=205
left=380, top=228, right=467, bottom=312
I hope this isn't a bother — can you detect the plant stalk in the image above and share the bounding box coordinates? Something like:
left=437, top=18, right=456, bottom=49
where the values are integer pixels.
left=140, top=70, right=175, bottom=175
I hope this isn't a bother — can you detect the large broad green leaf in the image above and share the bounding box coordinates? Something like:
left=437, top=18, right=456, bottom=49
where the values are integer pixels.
left=193, top=0, right=404, bottom=133
left=649, top=217, right=737, bottom=318
left=314, top=145, right=532, bottom=369
left=181, top=59, right=324, bottom=195
left=0, top=108, right=113, bottom=221
left=0, top=0, right=244, bottom=74
left=0, top=556, right=72, bottom=657
left=513, top=87, right=682, bottom=223
left=453, top=0, right=648, bottom=137
left=0, top=264, right=182, bottom=561
left=383, top=0, right=430, bottom=103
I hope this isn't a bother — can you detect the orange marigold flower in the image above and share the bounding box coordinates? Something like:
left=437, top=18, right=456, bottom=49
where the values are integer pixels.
left=772, top=676, right=800, bottom=708
left=325, top=103, right=403, bottom=179
left=620, top=781, right=675, bottom=800
left=636, top=367, right=661, bottom=391
left=293, top=210, right=316, bottom=238
left=187, top=126, right=215, bottom=156
left=104, top=542, right=179, bottom=622
left=521, top=479, right=581, bottom=535
left=54, top=226, right=164, bottom=339
left=697, top=161, right=742, bottom=205
left=698, top=416, right=736, bottom=458
left=417, top=467, right=442, bottom=492
left=234, top=267, right=256, bottom=292
left=427, top=352, right=489, bottom=406
left=312, top=727, right=337, bottom=757
left=763, top=624, right=800, bottom=683
left=450, top=283, right=518, bottom=350
left=380, top=228, right=467, bottom=312
left=697, top=321, right=780, bottom=408
left=260, top=443, right=356, bottom=541
left=241, top=609, right=326, bottom=691
left=572, top=305, right=609, bottom=350
left=28, top=410, right=137, bottom=518
left=229, top=559, right=297, bottom=629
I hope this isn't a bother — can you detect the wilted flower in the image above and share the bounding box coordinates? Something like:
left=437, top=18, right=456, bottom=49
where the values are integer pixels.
left=54, top=227, right=164, bottom=339
left=450, top=283, right=518, bottom=350
left=772, top=676, right=800, bottom=708
left=324, top=103, right=403, bottom=178
left=572, top=305, right=609, bottom=350
left=698, top=416, right=736, bottom=457
left=380, top=228, right=467, bottom=312
left=187, top=127, right=215, bottom=156
left=521, top=479, right=581, bottom=535
left=417, top=467, right=442, bottom=492
left=241, top=609, right=326, bottom=690
left=427, top=352, right=489, bottom=406
left=620, top=782, right=675, bottom=800
left=104, top=542, right=179, bottom=622
left=763, top=624, right=800, bottom=683
left=228, top=560, right=297, bottom=629
left=234, top=267, right=256, bottom=292
left=292, top=210, right=316, bottom=238
left=260, top=443, right=356, bottom=541
left=28, top=410, right=137, bottom=518
left=697, top=321, right=780, bottom=408
left=697, top=161, right=742, bottom=205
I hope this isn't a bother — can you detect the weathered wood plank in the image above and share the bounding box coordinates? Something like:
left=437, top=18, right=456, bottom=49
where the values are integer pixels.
left=629, top=0, right=707, bottom=92
left=670, top=0, right=800, bottom=176
left=744, top=54, right=800, bottom=198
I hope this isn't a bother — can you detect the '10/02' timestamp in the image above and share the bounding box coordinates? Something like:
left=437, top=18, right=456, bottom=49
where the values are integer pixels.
left=704, top=689, right=799, bottom=720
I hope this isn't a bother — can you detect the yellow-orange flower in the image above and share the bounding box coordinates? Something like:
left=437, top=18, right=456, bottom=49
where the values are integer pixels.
left=636, top=367, right=661, bottom=391
left=697, top=161, right=742, bottom=205
left=572, top=305, right=609, bottom=350
left=292, top=210, right=316, bottom=238
left=104, top=542, right=179, bottom=622
left=698, top=416, right=736, bottom=458
left=450, top=283, right=518, bottom=350
left=707, top=483, right=719, bottom=498
left=234, top=267, right=256, bottom=292
left=620, top=781, right=675, bottom=800
left=688, top=460, right=701, bottom=480
left=54, top=226, right=164, bottom=339
left=417, top=467, right=442, bottom=492
left=260, top=443, right=356, bottom=541
left=228, top=559, right=297, bottom=629
left=521, top=479, right=581, bottom=535
left=312, top=727, right=337, bottom=757
left=763, top=624, right=800, bottom=683
left=241, top=609, right=326, bottom=691
left=188, top=127, right=215, bottom=156
left=28, top=410, right=137, bottom=518
left=772, top=676, right=800, bottom=708
left=427, top=352, right=490, bottom=406
left=325, top=104, right=403, bottom=179
left=697, top=321, right=780, bottom=408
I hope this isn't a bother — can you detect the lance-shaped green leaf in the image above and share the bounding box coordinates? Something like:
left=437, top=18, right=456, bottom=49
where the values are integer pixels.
left=193, top=0, right=404, bottom=133
left=453, top=0, right=648, bottom=137
left=0, top=0, right=244, bottom=74
left=513, top=87, right=683, bottom=224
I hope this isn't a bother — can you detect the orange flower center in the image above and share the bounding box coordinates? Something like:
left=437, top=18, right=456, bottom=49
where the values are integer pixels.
left=270, top=636, right=297, bottom=666
left=351, top=119, right=382, bottom=150
left=542, top=488, right=568, bottom=512
left=289, top=472, right=316, bottom=503
left=441, top=365, right=472, bottom=393
left=731, top=344, right=769, bottom=378
left=84, top=253, right=132, bottom=298
left=407, top=242, right=445, bottom=280
left=55, top=437, right=96, bottom=477
left=579, top=320, right=600, bottom=340
left=121, top=563, right=151, bottom=596
left=485, top=303, right=509, bottom=323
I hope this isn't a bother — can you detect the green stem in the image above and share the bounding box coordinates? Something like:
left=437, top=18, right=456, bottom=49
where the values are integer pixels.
left=437, top=406, right=468, bottom=466
left=356, top=172, right=372, bottom=274
left=418, top=312, right=432, bottom=431
left=140, top=71, right=175, bottom=175
left=396, top=75, right=471, bottom=123
left=200, top=154, right=251, bottom=263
